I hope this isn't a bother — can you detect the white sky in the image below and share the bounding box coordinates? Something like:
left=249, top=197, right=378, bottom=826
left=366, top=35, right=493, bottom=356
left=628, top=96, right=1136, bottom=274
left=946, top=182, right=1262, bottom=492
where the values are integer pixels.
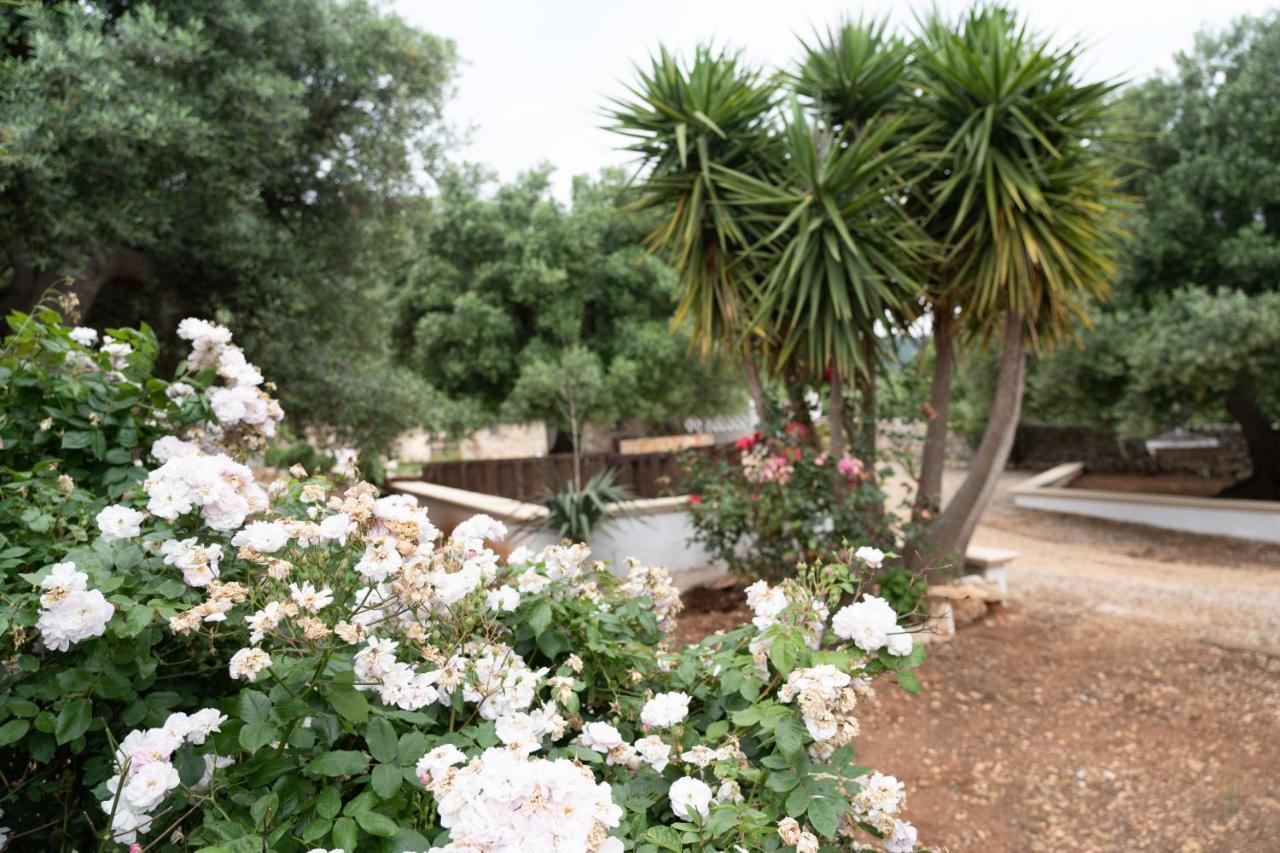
left=392, top=0, right=1276, bottom=198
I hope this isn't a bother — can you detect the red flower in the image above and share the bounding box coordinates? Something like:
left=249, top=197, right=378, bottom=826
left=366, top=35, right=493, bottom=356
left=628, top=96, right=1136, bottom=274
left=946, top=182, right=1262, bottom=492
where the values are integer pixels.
left=785, top=421, right=806, bottom=438
left=734, top=435, right=755, bottom=451
left=688, top=493, right=703, bottom=505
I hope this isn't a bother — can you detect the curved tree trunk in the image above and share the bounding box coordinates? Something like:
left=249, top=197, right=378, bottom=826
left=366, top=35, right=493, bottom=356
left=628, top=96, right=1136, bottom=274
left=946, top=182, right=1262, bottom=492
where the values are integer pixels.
left=855, top=335, right=877, bottom=467
left=922, top=310, right=1026, bottom=568
left=2, top=245, right=150, bottom=321
left=743, top=356, right=768, bottom=425
left=913, top=302, right=954, bottom=524
left=1219, top=385, right=1280, bottom=500
left=828, top=365, right=847, bottom=496
left=2, top=241, right=62, bottom=316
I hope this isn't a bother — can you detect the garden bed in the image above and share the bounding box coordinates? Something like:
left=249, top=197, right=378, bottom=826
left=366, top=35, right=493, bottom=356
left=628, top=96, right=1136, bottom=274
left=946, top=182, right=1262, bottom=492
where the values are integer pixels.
left=1067, top=471, right=1235, bottom=497
left=1010, top=462, right=1280, bottom=543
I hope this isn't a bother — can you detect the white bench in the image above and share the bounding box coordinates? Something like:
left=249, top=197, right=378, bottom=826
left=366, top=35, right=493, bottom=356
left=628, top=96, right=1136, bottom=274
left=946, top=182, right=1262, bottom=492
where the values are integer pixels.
left=963, top=545, right=1017, bottom=595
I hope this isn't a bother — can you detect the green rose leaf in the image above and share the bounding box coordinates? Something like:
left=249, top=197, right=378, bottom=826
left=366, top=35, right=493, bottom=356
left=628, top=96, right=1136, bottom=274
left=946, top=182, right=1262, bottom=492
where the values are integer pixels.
left=894, top=670, right=922, bottom=694
left=774, top=713, right=806, bottom=756
left=328, top=686, right=370, bottom=723
left=354, top=810, right=398, bottom=837
left=331, top=816, right=358, bottom=850
left=55, top=698, right=92, bottom=745
left=238, top=690, right=273, bottom=725
left=807, top=793, right=844, bottom=837
left=371, top=763, right=402, bottom=799
left=365, top=717, right=398, bottom=764
left=644, top=826, right=683, bottom=851
left=239, top=720, right=279, bottom=752
left=304, top=750, right=369, bottom=777
left=0, top=719, right=31, bottom=746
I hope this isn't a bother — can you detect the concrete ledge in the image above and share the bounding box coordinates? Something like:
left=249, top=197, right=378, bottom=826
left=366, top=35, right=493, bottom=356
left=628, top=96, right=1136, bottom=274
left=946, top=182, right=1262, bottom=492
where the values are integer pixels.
left=392, top=480, right=549, bottom=522
left=388, top=480, right=719, bottom=577
left=1011, top=462, right=1280, bottom=543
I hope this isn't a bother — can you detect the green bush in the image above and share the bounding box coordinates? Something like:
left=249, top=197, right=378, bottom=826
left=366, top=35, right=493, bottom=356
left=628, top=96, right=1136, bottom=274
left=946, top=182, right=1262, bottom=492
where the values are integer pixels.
left=0, top=313, right=926, bottom=851
left=681, top=419, right=912, bottom=583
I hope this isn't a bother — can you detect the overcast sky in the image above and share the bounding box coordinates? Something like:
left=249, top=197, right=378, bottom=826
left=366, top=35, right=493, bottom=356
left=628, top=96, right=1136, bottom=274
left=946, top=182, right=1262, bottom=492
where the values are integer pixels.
left=392, top=0, right=1275, bottom=198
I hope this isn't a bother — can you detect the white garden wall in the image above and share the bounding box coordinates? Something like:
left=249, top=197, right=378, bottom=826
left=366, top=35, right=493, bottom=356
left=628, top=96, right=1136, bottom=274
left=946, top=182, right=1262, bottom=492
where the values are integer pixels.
left=388, top=481, right=725, bottom=588
left=1010, top=463, right=1280, bottom=543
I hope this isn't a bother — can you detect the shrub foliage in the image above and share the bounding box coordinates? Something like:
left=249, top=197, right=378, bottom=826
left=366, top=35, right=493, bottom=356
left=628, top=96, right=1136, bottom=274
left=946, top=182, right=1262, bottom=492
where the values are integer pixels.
left=1, top=313, right=924, bottom=852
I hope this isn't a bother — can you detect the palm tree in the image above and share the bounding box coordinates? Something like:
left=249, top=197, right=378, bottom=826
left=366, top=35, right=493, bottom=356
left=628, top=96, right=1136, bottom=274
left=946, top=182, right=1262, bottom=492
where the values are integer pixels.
left=716, top=98, right=927, bottom=471
left=908, top=6, right=1129, bottom=562
left=607, top=47, right=777, bottom=414
left=780, top=17, right=925, bottom=467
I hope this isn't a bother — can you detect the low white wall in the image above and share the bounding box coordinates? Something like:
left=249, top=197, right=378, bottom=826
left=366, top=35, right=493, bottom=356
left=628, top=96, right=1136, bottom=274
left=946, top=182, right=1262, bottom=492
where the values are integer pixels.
left=388, top=481, right=725, bottom=588
left=1010, top=462, right=1280, bottom=544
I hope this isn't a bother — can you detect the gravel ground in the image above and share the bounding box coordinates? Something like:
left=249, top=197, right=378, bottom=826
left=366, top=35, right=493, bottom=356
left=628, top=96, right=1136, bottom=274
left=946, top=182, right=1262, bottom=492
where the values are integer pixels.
left=680, top=471, right=1280, bottom=851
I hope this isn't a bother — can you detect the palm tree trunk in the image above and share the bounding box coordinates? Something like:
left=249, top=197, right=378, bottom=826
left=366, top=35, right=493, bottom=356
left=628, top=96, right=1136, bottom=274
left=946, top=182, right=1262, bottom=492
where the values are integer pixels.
left=854, top=337, right=882, bottom=518
left=828, top=365, right=847, bottom=495
left=855, top=335, right=877, bottom=466
left=786, top=378, right=822, bottom=450
left=913, top=302, right=954, bottom=525
left=925, top=310, right=1025, bottom=566
left=743, top=356, right=768, bottom=425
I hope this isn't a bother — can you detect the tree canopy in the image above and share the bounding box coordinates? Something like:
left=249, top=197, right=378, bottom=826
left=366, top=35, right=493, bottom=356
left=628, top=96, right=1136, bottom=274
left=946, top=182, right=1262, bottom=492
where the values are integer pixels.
left=2, top=2, right=742, bottom=452
left=2, top=0, right=458, bottom=451
left=1025, top=13, right=1280, bottom=498
left=1121, top=11, right=1280, bottom=301
left=393, top=166, right=744, bottom=437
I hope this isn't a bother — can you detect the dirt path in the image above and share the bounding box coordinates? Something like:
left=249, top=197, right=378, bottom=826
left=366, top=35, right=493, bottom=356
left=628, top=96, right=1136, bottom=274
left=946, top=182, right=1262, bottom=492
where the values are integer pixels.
left=862, top=471, right=1280, bottom=851
left=679, top=471, right=1280, bottom=851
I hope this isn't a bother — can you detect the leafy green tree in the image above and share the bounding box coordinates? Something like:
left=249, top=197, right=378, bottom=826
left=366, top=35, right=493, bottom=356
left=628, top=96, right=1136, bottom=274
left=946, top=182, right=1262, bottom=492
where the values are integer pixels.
left=1026, top=13, right=1280, bottom=499
left=395, top=166, right=744, bottom=438
left=505, top=345, right=610, bottom=489
left=1, top=0, right=458, bottom=453
left=1029, top=289, right=1280, bottom=498
left=1121, top=12, right=1280, bottom=301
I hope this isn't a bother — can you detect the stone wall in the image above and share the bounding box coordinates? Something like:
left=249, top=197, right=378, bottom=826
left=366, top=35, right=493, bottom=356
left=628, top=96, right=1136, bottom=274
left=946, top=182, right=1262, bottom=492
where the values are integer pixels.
left=1009, top=423, right=1251, bottom=479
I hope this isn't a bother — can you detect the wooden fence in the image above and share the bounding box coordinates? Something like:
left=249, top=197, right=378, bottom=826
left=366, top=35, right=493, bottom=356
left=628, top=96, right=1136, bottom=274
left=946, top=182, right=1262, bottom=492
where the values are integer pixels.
left=395, top=447, right=726, bottom=502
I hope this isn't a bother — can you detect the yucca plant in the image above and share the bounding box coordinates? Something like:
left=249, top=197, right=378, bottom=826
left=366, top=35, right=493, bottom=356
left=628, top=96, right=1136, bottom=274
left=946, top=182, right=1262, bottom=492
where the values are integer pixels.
left=541, top=467, right=633, bottom=543
left=717, top=98, right=929, bottom=466
left=788, top=16, right=912, bottom=132
left=607, top=46, right=778, bottom=412
left=907, top=5, right=1130, bottom=561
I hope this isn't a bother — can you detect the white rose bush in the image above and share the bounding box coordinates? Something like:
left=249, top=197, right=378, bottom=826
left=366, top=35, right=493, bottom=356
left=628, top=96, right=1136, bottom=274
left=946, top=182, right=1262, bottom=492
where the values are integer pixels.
left=0, top=310, right=927, bottom=851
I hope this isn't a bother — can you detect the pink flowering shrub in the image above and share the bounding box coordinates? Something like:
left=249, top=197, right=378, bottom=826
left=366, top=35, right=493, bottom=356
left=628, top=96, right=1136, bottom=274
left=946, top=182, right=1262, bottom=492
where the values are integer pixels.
left=1, top=312, right=926, bottom=851
left=682, top=420, right=908, bottom=582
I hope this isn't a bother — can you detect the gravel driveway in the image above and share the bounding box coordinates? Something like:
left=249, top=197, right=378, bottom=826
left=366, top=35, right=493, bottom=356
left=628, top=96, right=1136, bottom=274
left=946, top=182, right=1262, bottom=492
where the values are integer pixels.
left=856, top=470, right=1280, bottom=851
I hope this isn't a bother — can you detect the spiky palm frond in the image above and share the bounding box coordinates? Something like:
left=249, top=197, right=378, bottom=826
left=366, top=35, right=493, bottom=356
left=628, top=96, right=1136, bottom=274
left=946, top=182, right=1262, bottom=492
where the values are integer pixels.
left=789, top=16, right=911, bottom=133
left=718, top=101, right=930, bottom=379
left=606, top=46, right=778, bottom=352
left=912, top=5, right=1130, bottom=345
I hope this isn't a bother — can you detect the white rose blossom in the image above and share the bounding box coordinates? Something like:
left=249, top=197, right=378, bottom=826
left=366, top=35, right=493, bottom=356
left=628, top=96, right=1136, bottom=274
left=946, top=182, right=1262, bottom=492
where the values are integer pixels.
left=640, top=691, right=691, bottom=729
left=668, top=776, right=714, bottom=820
left=96, top=505, right=144, bottom=542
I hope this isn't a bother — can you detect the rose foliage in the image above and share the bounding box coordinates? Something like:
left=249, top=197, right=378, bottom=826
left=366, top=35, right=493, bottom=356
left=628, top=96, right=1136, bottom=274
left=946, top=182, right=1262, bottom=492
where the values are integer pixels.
left=0, top=311, right=925, bottom=852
